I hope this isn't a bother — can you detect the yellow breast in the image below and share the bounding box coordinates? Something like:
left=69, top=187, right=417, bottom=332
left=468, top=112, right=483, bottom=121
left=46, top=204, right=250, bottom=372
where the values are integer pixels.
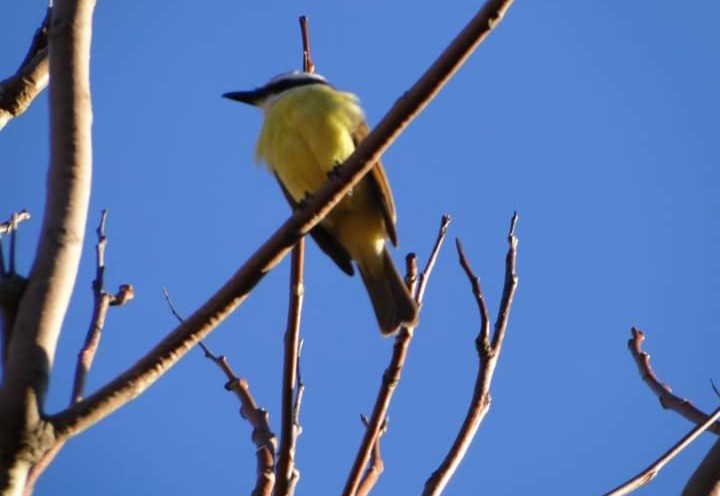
left=255, top=84, right=364, bottom=203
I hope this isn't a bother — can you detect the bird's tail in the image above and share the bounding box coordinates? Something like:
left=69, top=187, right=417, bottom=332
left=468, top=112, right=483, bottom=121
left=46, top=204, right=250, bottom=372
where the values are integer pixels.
left=358, top=247, right=418, bottom=335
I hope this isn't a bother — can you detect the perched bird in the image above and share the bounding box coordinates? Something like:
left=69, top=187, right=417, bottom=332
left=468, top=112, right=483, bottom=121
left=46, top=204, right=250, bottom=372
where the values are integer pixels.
left=224, top=71, right=417, bottom=335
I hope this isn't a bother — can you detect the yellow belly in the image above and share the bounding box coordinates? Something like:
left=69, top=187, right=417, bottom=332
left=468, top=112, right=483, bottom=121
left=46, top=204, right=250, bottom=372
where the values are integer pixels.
left=255, top=84, right=386, bottom=260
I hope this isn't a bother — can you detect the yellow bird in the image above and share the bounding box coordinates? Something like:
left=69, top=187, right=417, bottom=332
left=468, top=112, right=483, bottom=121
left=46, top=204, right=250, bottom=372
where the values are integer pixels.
left=224, top=72, right=417, bottom=335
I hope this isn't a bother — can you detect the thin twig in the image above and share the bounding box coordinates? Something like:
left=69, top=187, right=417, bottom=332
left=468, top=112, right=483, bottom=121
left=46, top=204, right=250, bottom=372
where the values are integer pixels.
left=604, top=406, right=720, bottom=496
left=343, top=215, right=452, bottom=496
left=0, top=210, right=31, bottom=277
left=162, top=289, right=276, bottom=496
left=628, top=327, right=720, bottom=435
left=0, top=10, right=50, bottom=130
left=299, top=16, right=315, bottom=74
left=417, top=214, right=452, bottom=303
left=0, top=210, right=32, bottom=365
left=357, top=415, right=389, bottom=496
left=274, top=18, right=314, bottom=495
left=216, top=352, right=277, bottom=496
left=275, top=240, right=305, bottom=496
left=0, top=210, right=31, bottom=237
left=71, top=210, right=108, bottom=403
left=70, top=211, right=133, bottom=404
left=48, top=0, right=515, bottom=443
left=423, top=211, right=519, bottom=496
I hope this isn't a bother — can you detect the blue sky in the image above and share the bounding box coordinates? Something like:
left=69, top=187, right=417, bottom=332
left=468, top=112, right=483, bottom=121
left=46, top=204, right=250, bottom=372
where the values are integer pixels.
left=3, top=1, right=720, bottom=494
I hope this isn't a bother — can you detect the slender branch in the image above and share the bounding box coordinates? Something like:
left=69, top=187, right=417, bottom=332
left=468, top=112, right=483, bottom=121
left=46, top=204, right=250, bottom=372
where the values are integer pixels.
left=24, top=211, right=132, bottom=495
left=681, top=437, right=720, bottom=495
left=275, top=240, right=305, bottom=496
left=71, top=211, right=134, bottom=404
left=274, top=18, right=314, bottom=496
left=356, top=416, right=388, bottom=496
left=0, top=211, right=32, bottom=238
left=299, top=16, right=315, bottom=74
left=416, top=214, right=452, bottom=303
left=343, top=215, right=452, bottom=496
left=423, top=212, right=519, bottom=496
left=1, top=210, right=32, bottom=366
left=0, top=10, right=50, bottom=130
left=48, top=0, right=513, bottom=445
left=213, top=350, right=277, bottom=496
left=163, top=290, right=276, bottom=496
left=628, top=328, right=720, bottom=435
left=604, top=406, right=720, bottom=496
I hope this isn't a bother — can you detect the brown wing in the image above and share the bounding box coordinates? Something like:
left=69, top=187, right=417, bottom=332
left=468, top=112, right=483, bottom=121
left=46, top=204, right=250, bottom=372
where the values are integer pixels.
left=352, top=121, right=398, bottom=246
left=273, top=172, right=355, bottom=276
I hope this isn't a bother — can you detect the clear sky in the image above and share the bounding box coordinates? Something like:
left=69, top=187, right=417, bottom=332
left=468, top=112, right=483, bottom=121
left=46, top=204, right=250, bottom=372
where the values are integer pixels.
left=3, top=1, right=720, bottom=494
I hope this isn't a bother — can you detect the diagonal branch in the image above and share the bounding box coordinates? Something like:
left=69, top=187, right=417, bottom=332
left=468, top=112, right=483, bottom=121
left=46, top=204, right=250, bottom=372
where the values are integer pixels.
left=422, top=212, right=519, bottom=496
left=356, top=415, right=389, bottom=496
left=343, top=215, right=452, bottom=496
left=163, top=290, right=276, bottom=496
left=604, top=406, right=720, bottom=496
left=206, top=348, right=277, bottom=496
left=628, top=327, right=720, bottom=434
left=48, top=0, right=514, bottom=446
left=0, top=10, right=50, bottom=130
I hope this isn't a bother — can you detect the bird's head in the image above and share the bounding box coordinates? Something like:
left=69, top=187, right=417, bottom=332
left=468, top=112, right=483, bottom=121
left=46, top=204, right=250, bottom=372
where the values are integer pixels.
left=223, top=71, right=330, bottom=109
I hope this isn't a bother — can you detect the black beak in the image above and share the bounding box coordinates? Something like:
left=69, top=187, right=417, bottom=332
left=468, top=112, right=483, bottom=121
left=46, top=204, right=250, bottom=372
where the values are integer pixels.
left=222, top=89, right=263, bottom=106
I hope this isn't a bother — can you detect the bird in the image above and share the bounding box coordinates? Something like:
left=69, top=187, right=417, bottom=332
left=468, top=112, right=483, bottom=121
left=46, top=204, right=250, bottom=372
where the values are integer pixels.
left=224, top=71, right=417, bottom=335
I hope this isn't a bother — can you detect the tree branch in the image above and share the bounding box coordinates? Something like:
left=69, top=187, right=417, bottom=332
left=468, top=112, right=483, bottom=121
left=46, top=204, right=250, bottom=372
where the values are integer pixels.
left=1, top=210, right=32, bottom=367
left=604, top=406, right=720, bottom=496
left=343, top=215, right=452, bottom=496
left=24, top=211, right=132, bottom=495
left=275, top=241, right=305, bottom=496
left=422, top=212, right=519, bottom=496
left=207, top=349, right=277, bottom=496
left=47, top=0, right=514, bottom=447
left=163, top=290, right=276, bottom=496
left=628, top=327, right=720, bottom=434
left=0, top=10, right=50, bottom=130
left=356, top=416, right=388, bottom=496
left=0, top=0, right=95, bottom=492
left=681, top=436, right=720, bottom=496
left=71, top=210, right=133, bottom=404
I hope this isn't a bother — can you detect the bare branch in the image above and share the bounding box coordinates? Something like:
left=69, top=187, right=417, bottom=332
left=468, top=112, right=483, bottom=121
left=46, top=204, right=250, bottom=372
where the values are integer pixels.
left=275, top=241, right=305, bottom=496
left=0, top=0, right=95, bottom=492
left=0, top=11, right=50, bottom=130
left=48, top=0, right=513, bottom=446
left=682, top=437, right=720, bottom=495
left=70, top=210, right=133, bottom=404
left=604, top=406, right=720, bottom=496
left=163, top=291, right=276, bottom=496
left=455, top=237, right=490, bottom=351
left=628, top=327, right=720, bottom=435
left=1, top=210, right=32, bottom=365
left=356, top=416, right=388, bottom=496
left=423, top=211, right=519, bottom=496
left=0, top=210, right=32, bottom=238
left=416, top=214, right=452, bottom=303
left=212, top=350, right=277, bottom=496
left=343, top=215, right=452, bottom=496
left=25, top=211, right=125, bottom=494
left=274, top=17, right=315, bottom=495
left=299, top=16, right=315, bottom=74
